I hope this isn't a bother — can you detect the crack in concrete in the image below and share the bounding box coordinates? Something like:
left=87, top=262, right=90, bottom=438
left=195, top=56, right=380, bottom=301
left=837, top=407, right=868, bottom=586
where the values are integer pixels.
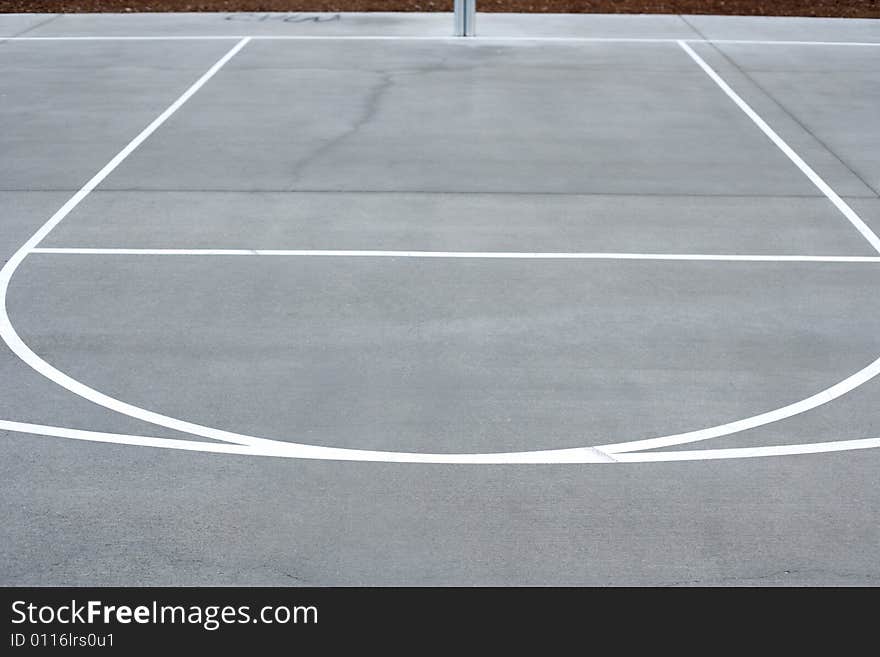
left=0, top=13, right=62, bottom=45
left=287, top=71, right=395, bottom=188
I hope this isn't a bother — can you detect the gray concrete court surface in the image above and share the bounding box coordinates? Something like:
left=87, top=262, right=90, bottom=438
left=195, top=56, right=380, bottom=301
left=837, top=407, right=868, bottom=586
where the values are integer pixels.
left=1, top=12, right=880, bottom=585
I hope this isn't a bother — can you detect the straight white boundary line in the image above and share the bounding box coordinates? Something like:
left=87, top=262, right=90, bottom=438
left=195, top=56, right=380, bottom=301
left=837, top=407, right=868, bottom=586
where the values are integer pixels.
left=613, top=437, right=880, bottom=462
left=4, top=35, right=880, bottom=46
left=29, top=248, right=880, bottom=262
left=2, top=419, right=879, bottom=464
left=2, top=32, right=880, bottom=463
left=678, top=40, right=880, bottom=255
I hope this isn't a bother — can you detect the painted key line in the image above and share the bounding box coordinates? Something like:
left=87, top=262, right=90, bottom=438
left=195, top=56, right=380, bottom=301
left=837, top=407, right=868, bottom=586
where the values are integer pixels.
left=28, top=249, right=880, bottom=262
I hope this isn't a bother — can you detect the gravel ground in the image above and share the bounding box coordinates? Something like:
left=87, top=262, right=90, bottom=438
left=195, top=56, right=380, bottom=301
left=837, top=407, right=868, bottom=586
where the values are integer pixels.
left=1, top=2, right=878, bottom=19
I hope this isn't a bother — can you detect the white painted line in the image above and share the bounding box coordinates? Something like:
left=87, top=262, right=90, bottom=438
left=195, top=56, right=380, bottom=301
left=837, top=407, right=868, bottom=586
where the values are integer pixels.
left=4, top=35, right=880, bottom=46
left=3, top=419, right=878, bottom=464
left=612, top=437, right=880, bottom=462
left=28, top=248, right=880, bottom=262
left=678, top=40, right=880, bottom=255
left=2, top=35, right=248, bottom=41
left=253, top=36, right=681, bottom=43
left=0, top=419, right=615, bottom=463
left=475, top=37, right=880, bottom=47
left=0, top=420, right=256, bottom=456
left=693, top=39, right=880, bottom=48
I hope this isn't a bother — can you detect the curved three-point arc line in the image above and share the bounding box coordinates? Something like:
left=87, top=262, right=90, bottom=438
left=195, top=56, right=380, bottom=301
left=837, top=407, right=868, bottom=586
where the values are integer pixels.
left=1, top=37, right=880, bottom=464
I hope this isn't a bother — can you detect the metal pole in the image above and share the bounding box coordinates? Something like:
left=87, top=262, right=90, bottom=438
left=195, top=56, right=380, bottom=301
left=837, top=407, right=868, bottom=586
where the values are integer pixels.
left=453, top=0, right=476, bottom=37
left=464, top=0, right=476, bottom=36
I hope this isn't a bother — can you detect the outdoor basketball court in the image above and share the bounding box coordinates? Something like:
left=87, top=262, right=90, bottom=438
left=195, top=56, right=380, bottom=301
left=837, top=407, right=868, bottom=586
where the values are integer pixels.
left=2, top=12, right=879, bottom=585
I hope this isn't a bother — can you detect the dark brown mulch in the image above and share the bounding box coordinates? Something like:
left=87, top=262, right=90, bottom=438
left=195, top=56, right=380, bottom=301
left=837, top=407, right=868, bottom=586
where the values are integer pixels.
left=2, top=2, right=879, bottom=19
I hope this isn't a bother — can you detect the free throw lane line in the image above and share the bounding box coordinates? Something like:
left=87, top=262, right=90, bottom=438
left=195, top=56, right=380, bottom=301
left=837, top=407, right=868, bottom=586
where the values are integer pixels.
left=678, top=40, right=880, bottom=255
left=30, top=248, right=880, bottom=262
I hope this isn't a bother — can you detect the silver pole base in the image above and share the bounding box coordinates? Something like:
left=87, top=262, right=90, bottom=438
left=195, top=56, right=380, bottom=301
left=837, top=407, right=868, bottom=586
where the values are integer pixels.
left=453, top=0, right=476, bottom=36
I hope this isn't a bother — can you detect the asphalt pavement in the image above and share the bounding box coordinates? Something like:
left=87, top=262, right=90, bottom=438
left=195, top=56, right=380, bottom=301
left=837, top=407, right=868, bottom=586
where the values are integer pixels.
left=1, top=12, right=879, bottom=585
